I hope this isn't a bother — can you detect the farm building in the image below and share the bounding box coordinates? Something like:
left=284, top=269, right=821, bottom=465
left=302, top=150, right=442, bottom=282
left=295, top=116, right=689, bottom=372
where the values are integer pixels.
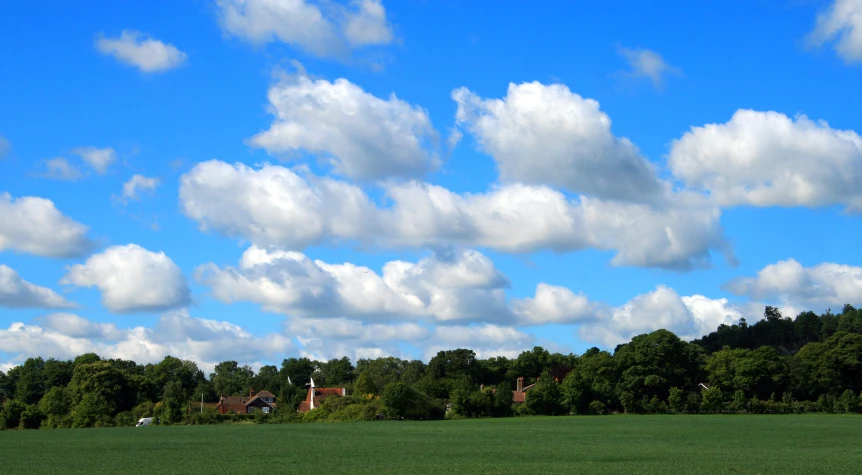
left=298, top=383, right=346, bottom=413
left=216, top=388, right=277, bottom=414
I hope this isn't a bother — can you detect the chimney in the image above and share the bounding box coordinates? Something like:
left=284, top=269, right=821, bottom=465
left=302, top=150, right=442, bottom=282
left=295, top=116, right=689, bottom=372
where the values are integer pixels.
left=250, top=388, right=255, bottom=397
left=517, top=377, right=523, bottom=392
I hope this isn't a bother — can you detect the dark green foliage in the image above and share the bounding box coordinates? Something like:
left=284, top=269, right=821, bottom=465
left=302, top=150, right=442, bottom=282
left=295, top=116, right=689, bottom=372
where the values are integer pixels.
left=353, top=372, right=378, bottom=396
left=280, top=357, right=316, bottom=388
left=614, top=330, right=706, bottom=402
left=525, top=370, right=564, bottom=415
left=211, top=361, right=253, bottom=397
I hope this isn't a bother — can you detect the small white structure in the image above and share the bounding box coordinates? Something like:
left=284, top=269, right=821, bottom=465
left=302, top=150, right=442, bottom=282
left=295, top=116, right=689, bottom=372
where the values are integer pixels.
left=135, top=417, right=153, bottom=427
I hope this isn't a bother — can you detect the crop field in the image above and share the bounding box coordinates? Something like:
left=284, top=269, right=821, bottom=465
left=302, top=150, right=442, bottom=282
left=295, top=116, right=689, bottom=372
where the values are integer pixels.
left=1, top=415, right=861, bottom=474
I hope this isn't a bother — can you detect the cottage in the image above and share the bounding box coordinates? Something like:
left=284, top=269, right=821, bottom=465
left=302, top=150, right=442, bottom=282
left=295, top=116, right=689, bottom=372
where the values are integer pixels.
left=216, top=388, right=277, bottom=414
left=297, top=380, right=346, bottom=413
left=512, top=376, right=536, bottom=404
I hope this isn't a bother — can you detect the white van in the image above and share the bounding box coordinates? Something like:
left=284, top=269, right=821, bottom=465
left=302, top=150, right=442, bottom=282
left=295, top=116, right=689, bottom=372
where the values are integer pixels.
left=136, top=417, right=153, bottom=427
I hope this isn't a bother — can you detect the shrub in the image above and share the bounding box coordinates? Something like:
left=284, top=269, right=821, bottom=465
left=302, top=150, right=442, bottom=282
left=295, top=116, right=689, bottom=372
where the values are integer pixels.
left=588, top=400, right=606, bottom=415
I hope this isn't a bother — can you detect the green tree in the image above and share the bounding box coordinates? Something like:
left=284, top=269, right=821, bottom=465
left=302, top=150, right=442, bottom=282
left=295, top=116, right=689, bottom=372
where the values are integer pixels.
left=836, top=389, right=858, bottom=413
left=353, top=372, right=378, bottom=396
left=667, top=387, right=685, bottom=413
left=381, top=382, right=412, bottom=419
left=615, top=330, right=706, bottom=402
left=493, top=381, right=513, bottom=417
left=279, top=357, right=316, bottom=388
left=316, top=357, right=354, bottom=387
left=525, top=370, right=564, bottom=415
left=15, top=357, right=46, bottom=405
left=211, top=361, right=253, bottom=396
left=701, top=387, right=724, bottom=413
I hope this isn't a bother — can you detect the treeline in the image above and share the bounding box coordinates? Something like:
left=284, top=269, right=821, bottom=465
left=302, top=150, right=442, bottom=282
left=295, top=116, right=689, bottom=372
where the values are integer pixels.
left=2, top=305, right=862, bottom=429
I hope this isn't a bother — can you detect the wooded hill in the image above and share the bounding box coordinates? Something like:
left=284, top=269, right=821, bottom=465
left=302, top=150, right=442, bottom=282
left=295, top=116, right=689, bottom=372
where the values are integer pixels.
left=2, top=304, right=862, bottom=429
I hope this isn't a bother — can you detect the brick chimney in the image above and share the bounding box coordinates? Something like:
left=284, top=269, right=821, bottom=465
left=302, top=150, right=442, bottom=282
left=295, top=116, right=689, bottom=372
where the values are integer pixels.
left=517, top=377, right=524, bottom=392
left=249, top=388, right=255, bottom=397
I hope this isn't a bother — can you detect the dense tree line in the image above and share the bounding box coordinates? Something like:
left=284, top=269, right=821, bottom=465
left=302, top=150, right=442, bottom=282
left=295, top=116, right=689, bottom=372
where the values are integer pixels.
left=2, top=305, right=862, bottom=429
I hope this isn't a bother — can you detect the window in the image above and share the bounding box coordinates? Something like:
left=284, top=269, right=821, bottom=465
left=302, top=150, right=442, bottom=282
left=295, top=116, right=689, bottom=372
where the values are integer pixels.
left=263, top=407, right=270, bottom=414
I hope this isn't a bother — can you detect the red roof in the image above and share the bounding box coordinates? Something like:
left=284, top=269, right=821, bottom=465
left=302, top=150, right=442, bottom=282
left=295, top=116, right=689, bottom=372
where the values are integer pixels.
left=297, top=387, right=344, bottom=412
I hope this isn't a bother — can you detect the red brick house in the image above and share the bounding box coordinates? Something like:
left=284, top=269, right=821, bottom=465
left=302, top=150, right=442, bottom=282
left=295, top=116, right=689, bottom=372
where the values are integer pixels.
left=216, top=388, right=277, bottom=414
left=297, top=386, right=346, bottom=412
left=512, top=377, right=536, bottom=404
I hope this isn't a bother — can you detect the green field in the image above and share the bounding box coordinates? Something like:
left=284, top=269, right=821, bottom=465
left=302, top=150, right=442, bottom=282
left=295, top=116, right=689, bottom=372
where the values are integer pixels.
left=2, top=415, right=861, bottom=474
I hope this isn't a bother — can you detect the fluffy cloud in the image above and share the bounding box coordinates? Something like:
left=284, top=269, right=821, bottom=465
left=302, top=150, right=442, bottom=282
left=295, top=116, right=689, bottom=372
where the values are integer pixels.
left=35, top=313, right=123, bottom=340
left=453, top=82, right=665, bottom=203
left=61, top=244, right=190, bottom=313
left=725, top=259, right=862, bottom=311
left=0, top=310, right=294, bottom=373
left=73, top=146, right=116, bottom=174
left=512, top=283, right=596, bottom=324
left=37, top=157, right=83, bottom=181
left=579, top=286, right=743, bottom=347
left=197, top=246, right=513, bottom=323
left=217, top=0, right=393, bottom=57
left=808, top=0, right=862, bottom=63
left=250, top=76, right=440, bottom=180
left=617, top=47, right=682, bottom=88
left=121, top=174, right=160, bottom=201
left=180, top=161, right=730, bottom=269
left=343, top=0, right=393, bottom=47
left=95, top=30, right=187, bottom=73
left=0, top=193, right=94, bottom=258
left=0, top=265, right=76, bottom=309
left=180, top=160, right=381, bottom=249
left=668, top=109, right=862, bottom=211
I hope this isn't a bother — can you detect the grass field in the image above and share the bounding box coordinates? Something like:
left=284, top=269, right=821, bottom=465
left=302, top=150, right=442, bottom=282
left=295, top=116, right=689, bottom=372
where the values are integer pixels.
left=2, top=415, right=861, bottom=474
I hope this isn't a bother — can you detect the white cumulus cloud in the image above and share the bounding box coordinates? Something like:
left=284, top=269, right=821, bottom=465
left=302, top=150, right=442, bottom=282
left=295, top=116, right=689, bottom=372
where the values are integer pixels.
left=512, top=283, right=597, bottom=325
left=0, top=193, right=94, bottom=258
left=0, top=265, right=77, bottom=309
left=579, top=285, right=744, bottom=347
left=453, top=81, right=665, bottom=203
left=197, top=246, right=513, bottom=323
left=725, top=258, right=862, bottom=311
left=669, top=110, right=862, bottom=211
left=250, top=76, right=440, bottom=180
left=216, top=0, right=393, bottom=58
left=180, top=161, right=730, bottom=270
left=61, top=244, right=190, bottom=313
left=95, top=30, right=187, bottom=73
left=808, top=0, right=862, bottom=63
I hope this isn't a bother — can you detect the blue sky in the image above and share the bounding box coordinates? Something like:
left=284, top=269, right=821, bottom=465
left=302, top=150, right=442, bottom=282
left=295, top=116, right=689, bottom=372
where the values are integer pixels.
left=1, top=0, right=861, bottom=372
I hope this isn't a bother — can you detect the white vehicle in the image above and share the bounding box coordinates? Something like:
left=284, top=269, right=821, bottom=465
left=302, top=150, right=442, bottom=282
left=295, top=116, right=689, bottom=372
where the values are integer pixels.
left=135, top=417, right=153, bottom=427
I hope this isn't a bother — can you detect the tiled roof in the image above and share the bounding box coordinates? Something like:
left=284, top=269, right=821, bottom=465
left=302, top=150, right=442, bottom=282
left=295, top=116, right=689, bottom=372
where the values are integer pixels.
left=297, top=387, right=344, bottom=412
left=255, top=390, right=276, bottom=399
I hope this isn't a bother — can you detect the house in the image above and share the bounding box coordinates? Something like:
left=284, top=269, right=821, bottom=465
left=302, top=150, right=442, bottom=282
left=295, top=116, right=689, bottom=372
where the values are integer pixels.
left=297, top=382, right=346, bottom=413
left=512, top=376, right=537, bottom=404
left=216, top=388, right=277, bottom=415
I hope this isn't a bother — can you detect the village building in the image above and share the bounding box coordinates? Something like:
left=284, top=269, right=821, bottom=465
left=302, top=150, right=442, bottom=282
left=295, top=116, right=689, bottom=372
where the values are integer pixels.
left=297, top=384, right=346, bottom=413
left=512, top=376, right=536, bottom=404
left=216, top=388, right=277, bottom=415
